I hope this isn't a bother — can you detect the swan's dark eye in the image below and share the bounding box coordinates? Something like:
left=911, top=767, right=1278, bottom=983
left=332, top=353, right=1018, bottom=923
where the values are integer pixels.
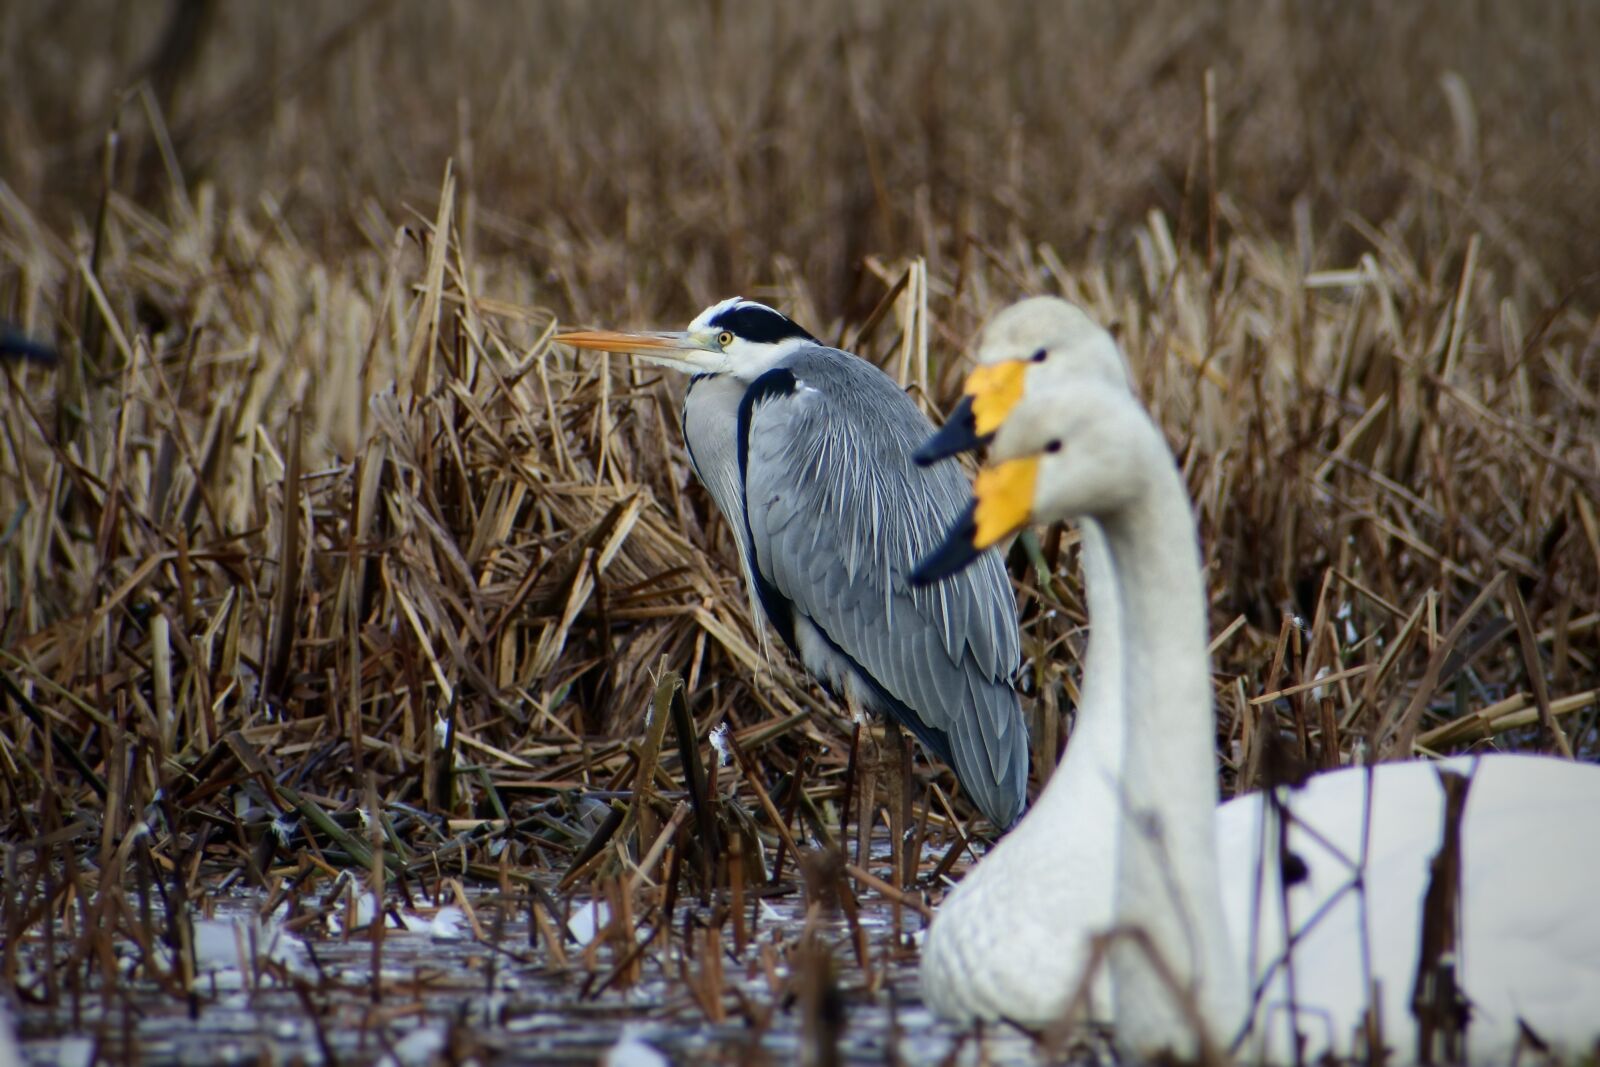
left=1030, top=348, right=1048, bottom=364
left=1044, top=439, right=1063, bottom=454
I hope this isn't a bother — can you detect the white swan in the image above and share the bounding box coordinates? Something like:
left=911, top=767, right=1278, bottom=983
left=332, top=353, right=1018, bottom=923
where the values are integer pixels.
left=915, top=298, right=1135, bottom=1025
left=920, top=371, right=1600, bottom=1062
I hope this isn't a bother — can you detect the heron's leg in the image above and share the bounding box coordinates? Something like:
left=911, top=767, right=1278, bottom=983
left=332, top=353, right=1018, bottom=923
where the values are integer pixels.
left=881, top=719, right=909, bottom=889
left=902, top=726, right=915, bottom=883
left=848, top=693, right=879, bottom=870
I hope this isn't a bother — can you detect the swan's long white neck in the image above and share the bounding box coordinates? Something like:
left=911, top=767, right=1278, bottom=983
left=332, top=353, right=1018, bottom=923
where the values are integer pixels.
left=1100, top=440, right=1245, bottom=1054
left=1068, top=520, right=1125, bottom=797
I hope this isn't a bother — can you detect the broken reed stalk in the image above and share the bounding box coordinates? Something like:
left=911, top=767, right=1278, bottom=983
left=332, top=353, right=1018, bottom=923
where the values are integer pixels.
left=628, top=662, right=680, bottom=859
left=1411, top=769, right=1472, bottom=1064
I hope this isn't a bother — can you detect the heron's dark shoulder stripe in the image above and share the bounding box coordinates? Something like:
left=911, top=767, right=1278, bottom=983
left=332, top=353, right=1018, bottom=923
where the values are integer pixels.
left=734, top=367, right=801, bottom=652
left=708, top=302, right=817, bottom=345
left=734, top=367, right=800, bottom=478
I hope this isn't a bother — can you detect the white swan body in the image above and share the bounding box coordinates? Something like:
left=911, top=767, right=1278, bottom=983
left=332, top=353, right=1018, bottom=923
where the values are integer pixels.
left=1216, top=755, right=1600, bottom=1063
left=920, top=522, right=1125, bottom=1023
left=966, top=375, right=1600, bottom=1062
left=919, top=299, right=1133, bottom=1024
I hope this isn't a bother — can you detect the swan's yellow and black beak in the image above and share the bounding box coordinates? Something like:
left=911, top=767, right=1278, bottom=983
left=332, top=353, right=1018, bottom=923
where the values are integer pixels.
left=914, top=395, right=981, bottom=465
left=554, top=328, right=720, bottom=374
left=913, top=360, right=1028, bottom=465
left=911, top=457, right=1038, bottom=585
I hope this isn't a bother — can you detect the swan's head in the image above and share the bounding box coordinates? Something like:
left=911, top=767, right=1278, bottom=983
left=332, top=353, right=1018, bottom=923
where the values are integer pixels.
left=915, top=296, right=1131, bottom=465
left=912, top=381, right=1156, bottom=584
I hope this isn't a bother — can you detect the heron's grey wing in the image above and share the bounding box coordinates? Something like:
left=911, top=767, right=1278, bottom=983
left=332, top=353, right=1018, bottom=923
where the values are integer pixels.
left=738, top=348, right=1028, bottom=826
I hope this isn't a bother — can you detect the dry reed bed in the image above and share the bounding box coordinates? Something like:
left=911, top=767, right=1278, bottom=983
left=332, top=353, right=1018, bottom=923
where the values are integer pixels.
left=1, top=158, right=1596, bottom=1049
left=0, top=2, right=1598, bottom=1053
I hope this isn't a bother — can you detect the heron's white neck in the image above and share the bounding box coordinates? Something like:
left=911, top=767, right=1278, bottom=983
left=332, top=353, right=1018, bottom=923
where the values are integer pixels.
left=1100, top=444, right=1244, bottom=1055
left=721, top=335, right=817, bottom=382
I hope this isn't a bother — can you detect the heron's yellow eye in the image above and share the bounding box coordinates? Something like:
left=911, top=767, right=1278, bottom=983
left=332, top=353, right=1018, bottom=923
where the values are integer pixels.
left=717, top=331, right=735, bottom=348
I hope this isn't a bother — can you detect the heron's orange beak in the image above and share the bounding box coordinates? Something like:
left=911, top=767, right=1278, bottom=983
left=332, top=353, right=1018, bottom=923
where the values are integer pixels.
left=553, top=328, right=720, bottom=374
left=554, top=329, right=690, bottom=352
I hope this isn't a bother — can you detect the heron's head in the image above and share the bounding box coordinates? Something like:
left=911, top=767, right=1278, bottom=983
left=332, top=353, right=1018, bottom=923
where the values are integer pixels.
left=555, top=298, right=817, bottom=381
left=914, top=296, right=1130, bottom=465
left=912, top=380, right=1151, bottom=585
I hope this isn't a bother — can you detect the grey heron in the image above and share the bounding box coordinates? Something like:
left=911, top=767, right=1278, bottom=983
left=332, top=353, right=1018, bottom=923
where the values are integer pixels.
left=555, top=298, right=1029, bottom=828
left=913, top=369, right=1600, bottom=1061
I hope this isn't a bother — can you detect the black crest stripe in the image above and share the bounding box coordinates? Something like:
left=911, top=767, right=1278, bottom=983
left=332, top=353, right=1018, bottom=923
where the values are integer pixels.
left=709, top=303, right=817, bottom=345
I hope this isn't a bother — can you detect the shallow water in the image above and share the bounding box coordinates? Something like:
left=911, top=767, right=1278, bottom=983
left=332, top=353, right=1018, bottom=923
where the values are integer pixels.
left=8, top=848, right=1078, bottom=1066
